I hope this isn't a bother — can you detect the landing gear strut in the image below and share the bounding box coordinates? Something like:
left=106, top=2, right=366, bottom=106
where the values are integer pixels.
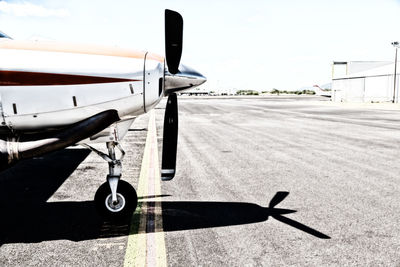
left=83, top=142, right=137, bottom=219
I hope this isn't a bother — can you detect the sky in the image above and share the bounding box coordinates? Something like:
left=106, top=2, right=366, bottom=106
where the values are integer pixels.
left=1, top=0, right=400, bottom=92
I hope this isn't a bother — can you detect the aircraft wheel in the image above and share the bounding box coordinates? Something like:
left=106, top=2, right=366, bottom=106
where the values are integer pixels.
left=95, top=180, right=138, bottom=219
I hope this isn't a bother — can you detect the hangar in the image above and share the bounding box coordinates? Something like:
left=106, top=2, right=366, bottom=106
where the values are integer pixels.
left=331, top=61, right=398, bottom=103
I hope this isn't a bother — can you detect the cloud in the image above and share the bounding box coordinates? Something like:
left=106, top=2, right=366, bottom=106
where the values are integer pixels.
left=0, top=1, right=69, bottom=17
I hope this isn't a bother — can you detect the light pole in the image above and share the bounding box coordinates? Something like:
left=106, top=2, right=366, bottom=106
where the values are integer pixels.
left=391, top=41, right=399, bottom=103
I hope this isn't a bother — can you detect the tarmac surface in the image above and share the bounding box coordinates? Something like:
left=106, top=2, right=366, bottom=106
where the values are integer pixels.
left=1, top=95, right=400, bottom=266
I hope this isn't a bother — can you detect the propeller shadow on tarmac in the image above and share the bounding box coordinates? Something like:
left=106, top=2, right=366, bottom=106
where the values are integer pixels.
left=0, top=150, right=329, bottom=245
left=158, top=191, right=330, bottom=239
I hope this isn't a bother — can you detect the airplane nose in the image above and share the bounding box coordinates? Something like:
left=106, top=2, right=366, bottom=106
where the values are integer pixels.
left=164, top=64, right=207, bottom=95
left=177, top=64, right=207, bottom=83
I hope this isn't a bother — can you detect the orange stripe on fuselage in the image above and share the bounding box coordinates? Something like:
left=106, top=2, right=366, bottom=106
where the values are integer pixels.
left=0, top=40, right=165, bottom=63
left=0, top=70, right=141, bottom=86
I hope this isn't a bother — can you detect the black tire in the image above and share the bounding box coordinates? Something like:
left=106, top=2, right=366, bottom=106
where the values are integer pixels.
left=94, top=180, right=138, bottom=220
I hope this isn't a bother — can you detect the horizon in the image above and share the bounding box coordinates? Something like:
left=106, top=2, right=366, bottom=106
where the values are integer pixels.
left=1, top=0, right=400, bottom=92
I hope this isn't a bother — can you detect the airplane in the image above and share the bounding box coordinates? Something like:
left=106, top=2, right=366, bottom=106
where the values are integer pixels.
left=312, top=84, right=331, bottom=97
left=0, top=10, right=206, bottom=219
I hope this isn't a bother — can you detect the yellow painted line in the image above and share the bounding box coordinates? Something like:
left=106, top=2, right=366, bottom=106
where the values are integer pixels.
left=124, top=110, right=167, bottom=267
left=153, top=151, right=167, bottom=267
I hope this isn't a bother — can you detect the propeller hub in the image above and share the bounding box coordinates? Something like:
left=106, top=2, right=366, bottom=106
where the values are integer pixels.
left=164, top=64, right=207, bottom=95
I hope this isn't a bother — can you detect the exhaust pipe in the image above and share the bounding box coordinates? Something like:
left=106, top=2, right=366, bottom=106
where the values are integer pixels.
left=0, top=110, right=120, bottom=170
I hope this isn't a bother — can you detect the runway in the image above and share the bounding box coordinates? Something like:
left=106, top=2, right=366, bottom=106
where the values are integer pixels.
left=1, top=96, right=400, bottom=266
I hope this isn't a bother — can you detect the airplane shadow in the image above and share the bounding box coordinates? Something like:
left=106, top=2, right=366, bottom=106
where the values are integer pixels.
left=0, top=148, right=107, bottom=245
left=0, top=150, right=330, bottom=245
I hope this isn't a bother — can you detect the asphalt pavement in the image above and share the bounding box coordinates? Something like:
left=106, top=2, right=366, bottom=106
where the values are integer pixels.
left=1, top=95, right=400, bottom=266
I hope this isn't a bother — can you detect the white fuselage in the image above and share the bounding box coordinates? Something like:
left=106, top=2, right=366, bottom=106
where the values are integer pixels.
left=0, top=39, right=164, bottom=132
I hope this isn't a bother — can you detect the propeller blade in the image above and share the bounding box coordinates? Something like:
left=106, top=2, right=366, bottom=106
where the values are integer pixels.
left=269, top=191, right=289, bottom=208
left=165, top=9, right=183, bottom=75
left=161, top=93, right=178, bottom=180
left=273, top=214, right=331, bottom=239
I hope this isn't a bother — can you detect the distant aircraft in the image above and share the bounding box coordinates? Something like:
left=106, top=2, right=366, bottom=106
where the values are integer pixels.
left=312, top=85, right=331, bottom=97
left=0, top=10, right=206, bottom=219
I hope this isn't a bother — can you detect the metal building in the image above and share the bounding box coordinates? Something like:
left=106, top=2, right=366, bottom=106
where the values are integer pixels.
left=331, top=61, right=398, bottom=103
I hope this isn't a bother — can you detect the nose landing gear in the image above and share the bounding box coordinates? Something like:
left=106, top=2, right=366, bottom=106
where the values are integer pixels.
left=83, top=142, right=138, bottom=219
